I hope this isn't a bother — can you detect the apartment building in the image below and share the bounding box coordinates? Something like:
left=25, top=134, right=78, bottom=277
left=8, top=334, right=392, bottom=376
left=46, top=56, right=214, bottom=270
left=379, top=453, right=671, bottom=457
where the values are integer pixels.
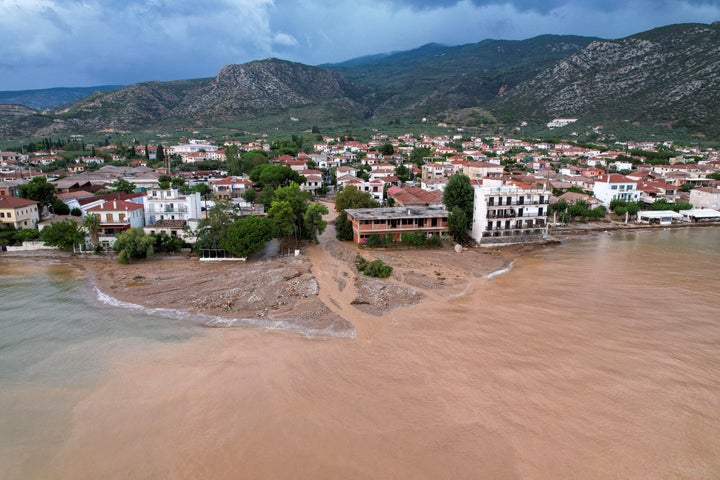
left=471, top=184, right=549, bottom=245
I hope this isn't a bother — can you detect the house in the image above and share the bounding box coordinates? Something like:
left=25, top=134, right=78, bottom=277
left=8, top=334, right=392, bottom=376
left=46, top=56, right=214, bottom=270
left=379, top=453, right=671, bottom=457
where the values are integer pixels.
left=0, top=196, right=40, bottom=230
left=300, top=170, right=323, bottom=192
left=471, top=183, right=549, bottom=245
left=387, top=186, right=444, bottom=207
left=344, top=206, right=449, bottom=245
left=211, top=176, right=253, bottom=201
left=87, top=199, right=145, bottom=248
left=592, top=174, right=640, bottom=206
left=143, top=188, right=202, bottom=226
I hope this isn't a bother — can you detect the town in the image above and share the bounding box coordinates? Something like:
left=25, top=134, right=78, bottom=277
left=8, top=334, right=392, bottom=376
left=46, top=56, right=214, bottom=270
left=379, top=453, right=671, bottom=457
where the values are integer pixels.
left=2, top=129, right=720, bottom=258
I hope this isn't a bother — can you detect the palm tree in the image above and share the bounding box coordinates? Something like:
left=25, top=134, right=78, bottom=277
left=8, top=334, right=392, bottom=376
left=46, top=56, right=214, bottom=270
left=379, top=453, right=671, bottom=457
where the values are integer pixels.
left=82, top=214, right=101, bottom=249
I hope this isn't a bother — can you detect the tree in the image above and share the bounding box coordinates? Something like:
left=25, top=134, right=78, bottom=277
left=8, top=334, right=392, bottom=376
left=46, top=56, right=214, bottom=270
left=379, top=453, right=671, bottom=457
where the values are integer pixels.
left=157, top=174, right=172, bottom=189
left=40, top=220, right=84, bottom=251
left=82, top=214, right=101, bottom=248
left=379, top=143, right=394, bottom=156
left=272, top=182, right=310, bottom=241
left=114, top=228, right=155, bottom=263
left=250, top=164, right=304, bottom=189
left=243, top=188, right=257, bottom=204
left=18, top=176, right=57, bottom=216
left=335, top=212, right=354, bottom=241
left=52, top=199, right=70, bottom=215
left=225, top=144, right=241, bottom=176
left=334, top=185, right=379, bottom=212
left=268, top=200, right=295, bottom=238
left=447, top=207, right=469, bottom=243
left=195, top=202, right=236, bottom=251
left=156, top=144, right=165, bottom=164
left=192, top=182, right=212, bottom=199
left=70, top=207, right=82, bottom=217
left=221, top=216, right=278, bottom=259
left=443, top=174, right=474, bottom=231
left=303, top=203, right=329, bottom=242
left=111, top=178, right=136, bottom=194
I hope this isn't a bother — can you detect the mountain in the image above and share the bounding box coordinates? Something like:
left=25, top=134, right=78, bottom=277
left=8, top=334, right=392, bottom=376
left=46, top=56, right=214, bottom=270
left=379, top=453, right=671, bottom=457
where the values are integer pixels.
left=494, top=23, right=720, bottom=136
left=1, top=23, right=719, bottom=139
left=0, top=85, right=122, bottom=110
left=326, top=36, right=597, bottom=117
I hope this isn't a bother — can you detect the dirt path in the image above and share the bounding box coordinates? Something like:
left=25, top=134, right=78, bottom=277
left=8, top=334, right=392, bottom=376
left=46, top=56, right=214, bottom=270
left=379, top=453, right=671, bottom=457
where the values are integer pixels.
left=305, top=204, right=387, bottom=342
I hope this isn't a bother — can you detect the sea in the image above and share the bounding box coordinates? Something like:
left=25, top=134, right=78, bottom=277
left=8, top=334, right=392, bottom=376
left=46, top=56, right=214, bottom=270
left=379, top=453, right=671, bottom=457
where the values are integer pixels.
left=1, top=227, right=719, bottom=479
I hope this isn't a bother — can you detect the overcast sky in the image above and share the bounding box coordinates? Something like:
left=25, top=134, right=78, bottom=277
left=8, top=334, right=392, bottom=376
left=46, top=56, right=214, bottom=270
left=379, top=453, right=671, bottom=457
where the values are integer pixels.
left=0, top=0, right=718, bottom=91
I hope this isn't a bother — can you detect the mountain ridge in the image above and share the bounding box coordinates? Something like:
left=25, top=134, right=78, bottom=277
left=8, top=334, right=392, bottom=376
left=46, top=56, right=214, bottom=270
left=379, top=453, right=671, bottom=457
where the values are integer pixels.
left=1, top=23, right=718, bottom=139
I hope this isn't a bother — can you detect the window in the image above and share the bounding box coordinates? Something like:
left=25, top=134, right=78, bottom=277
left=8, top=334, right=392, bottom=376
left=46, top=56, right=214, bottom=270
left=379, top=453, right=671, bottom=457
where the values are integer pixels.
left=611, top=185, right=618, bottom=190
left=119, top=213, right=126, bottom=222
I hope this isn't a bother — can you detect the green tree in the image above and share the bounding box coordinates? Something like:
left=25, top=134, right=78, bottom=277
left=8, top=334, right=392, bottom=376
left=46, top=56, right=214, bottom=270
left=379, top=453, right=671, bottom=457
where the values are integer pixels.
left=18, top=176, right=57, bottom=216
left=334, top=185, right=379, bottom=212
left=52, top=199, right=70, bottom=215
left=243, top=188, right=257, bottom=204
left=268, top=200, right=295, bottom=238
left=335, top=212, right=354, bottom=241
left=447, top=207, right=469, bottom=243
left=272, top=182, right=310, bottom=241
left=156, top=144, right=165, bottom=164
left=114, top=228, right=155, bottom=264
left=379, top=143, right=394, bottom=156
left=82, top=214, right=101, bottom=248
left=195, top=202, right=236, bottom=251
left=225, top=144, right=241, bottom=176
left=40, top=219, right=84, bottom=251
left=303, top=203, right=329, bottom=242
left=443, top=174, right=474, bottom=231
left=158, top=174, right=172, bottom=189
left=250, top=164, right=304, bottom=189
left=221, top=216, right=278, bottom=259
left=111, top=178, right=136, bottom=194
left=409, top=147, right=433, bottom=166
left=70, top=207, right=82, bottom=217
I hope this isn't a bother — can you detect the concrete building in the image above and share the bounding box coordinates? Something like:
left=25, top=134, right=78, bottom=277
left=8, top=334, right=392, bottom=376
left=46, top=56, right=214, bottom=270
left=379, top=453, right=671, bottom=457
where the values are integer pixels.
left=143, top=188, right=202, bottom=226
left=471, top=184, right=549, bottom=245
left=344, top=206, right=449, bottom=245
left=87, top=199, right=145, bottom=248
left=0, top=196, right=40, bottom=230
left=592, top=174, right=641, bottom=206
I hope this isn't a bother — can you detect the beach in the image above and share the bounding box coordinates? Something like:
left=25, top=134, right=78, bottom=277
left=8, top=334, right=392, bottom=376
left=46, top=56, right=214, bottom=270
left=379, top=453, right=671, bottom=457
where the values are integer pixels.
left=2, top=225, right=720, bottom=479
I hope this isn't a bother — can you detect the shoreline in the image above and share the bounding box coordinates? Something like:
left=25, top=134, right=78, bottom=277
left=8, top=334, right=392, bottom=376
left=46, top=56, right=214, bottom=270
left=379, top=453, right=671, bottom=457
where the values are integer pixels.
left=3, top=221, right=717, bottom=338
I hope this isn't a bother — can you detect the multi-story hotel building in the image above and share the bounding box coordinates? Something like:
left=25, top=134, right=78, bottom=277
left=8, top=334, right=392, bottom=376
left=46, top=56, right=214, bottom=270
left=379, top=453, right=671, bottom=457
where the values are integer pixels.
left=471, top=183, right=549, bottom=245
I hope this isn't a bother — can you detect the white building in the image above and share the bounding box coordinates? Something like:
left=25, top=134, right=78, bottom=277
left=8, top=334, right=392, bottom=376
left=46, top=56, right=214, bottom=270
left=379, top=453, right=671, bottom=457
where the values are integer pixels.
left=592, top=174, right=641, bottom=206
left=547, top=118, right=578, bottom=129
left=143, top=188, right=202, bottom=225
left=471, top=182, right=549, bottom=245
left=87, top=199, right=145, bottom=248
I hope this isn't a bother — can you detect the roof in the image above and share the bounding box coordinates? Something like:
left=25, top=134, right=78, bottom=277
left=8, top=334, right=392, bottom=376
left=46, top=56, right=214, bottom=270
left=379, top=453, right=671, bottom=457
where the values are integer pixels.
left=88, top=199, right=143, bottom=212
left=345, top=205, right=448, bottom=221
left=0, top=196, right=38, bottom=209
left=637, top=210, right=683, bottom=219
left=389, top=186, right=444, bottom=206
left=680, top=208, right=720, bottom=218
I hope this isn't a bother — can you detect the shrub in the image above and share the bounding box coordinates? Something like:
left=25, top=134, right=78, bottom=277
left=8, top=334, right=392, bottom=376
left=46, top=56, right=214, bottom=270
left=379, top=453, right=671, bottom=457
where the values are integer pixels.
left=401, top=231, right=426, bottom=246
left=355, top=255, right=392, bottom=278
left=366, top=234, right=383, bottom=248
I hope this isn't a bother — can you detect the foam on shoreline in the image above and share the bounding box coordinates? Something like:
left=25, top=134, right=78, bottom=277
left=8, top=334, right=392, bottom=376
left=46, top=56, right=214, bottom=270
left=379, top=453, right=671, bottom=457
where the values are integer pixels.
left=94, top=287, right=356, bottom=339
left=486, top=260, right=515, bottom=279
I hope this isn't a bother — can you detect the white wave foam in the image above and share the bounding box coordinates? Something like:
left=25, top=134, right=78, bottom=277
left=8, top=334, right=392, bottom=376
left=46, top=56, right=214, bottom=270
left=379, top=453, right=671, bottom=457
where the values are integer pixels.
left=486, top=261, right=514, bottom=280
left=95, top=287, right=355, bottom=339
